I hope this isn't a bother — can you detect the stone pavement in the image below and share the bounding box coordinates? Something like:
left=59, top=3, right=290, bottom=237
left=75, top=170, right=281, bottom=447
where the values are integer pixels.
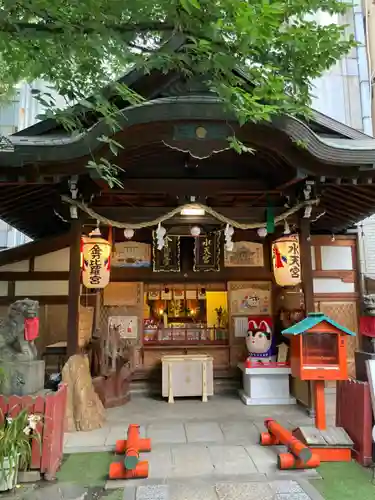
left=61, top=394, right=335, bottom=499
left=1, top=479, right=324, bottom=500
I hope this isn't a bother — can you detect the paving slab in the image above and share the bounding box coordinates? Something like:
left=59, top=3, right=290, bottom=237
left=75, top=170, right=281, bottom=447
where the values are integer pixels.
left=219, top=421, right=259, bottom=445
left=20, top=483, right=88, bottom=500
left=148, top=446, right=174, bottom=479
left=64, top=427, right=110, bottom=452
left=147, top=423, right=186, bottom=444
left=270, top=480, right=305, bottom=494
left=215, top=481, right=274, bottom=500
left=136, top=484, right=169, bottom=500
left=105, top=425, right=147, bottom=446
left=208, top=445, right=258, bottom=475
left=171, top=445, right=214, bottom=477
left=185, top=422, right=224, bottom=443
left=274, top=494, right=311, bottom=500
left=169, top=483, right=218, bottom=500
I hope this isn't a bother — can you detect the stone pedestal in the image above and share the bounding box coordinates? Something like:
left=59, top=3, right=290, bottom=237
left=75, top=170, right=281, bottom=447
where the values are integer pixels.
left=238, top=362, right=296, bottom=405
left=0, top=360, right=45, bottom=396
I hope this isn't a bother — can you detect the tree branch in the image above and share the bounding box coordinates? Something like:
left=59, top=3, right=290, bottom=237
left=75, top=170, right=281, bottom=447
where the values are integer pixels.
left=0, top=21, right=176, bottom=35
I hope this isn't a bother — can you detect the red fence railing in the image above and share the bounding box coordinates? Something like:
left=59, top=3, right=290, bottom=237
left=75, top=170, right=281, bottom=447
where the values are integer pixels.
left=0, top=384, right=67, bottom=480
left=336, top=379, right=373, bottom=466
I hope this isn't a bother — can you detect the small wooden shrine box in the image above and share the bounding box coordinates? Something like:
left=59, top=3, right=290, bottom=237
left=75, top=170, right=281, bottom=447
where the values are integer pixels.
left=282, top=312, right=355, bottom=382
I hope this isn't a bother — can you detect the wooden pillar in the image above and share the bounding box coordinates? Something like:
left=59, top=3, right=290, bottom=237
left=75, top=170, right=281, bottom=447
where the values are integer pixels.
left=300, top=218, right=315, bottom=415
left=300, top=218, right=314, bottom=313
left=67, top=219, right=82, bottom=358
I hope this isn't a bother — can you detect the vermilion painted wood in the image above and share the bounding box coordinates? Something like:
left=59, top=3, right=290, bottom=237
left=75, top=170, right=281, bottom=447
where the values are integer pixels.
left=40, top=384, right=67, bottom=479
left=336, top=380, right=373, bottom=466
left=31, top=396, right=45, bottom=470
left=0, top=384, right=67, bottom=479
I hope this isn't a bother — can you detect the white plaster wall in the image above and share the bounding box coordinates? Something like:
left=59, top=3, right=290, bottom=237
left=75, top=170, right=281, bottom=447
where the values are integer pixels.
left=0, top=282, right=8, bottom=296
left=34, top=248, right=70, bottom=272
left=15, top=280, right=69, bottom=296
left=313, top=278, right=355, bottom=294
left=0, top=260, right=29, bottom=272
left=321, top=246, right=353, bottom=270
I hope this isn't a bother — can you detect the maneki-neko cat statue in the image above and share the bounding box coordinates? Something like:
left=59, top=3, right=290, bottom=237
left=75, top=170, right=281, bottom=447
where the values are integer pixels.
left=245, top=317, right=276, bottom=364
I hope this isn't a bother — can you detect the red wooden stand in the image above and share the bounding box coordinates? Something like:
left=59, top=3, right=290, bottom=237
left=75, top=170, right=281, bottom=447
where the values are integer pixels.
left=260, top=418, right=319, bottom=470
left=109, top=424, right=152, bottom=480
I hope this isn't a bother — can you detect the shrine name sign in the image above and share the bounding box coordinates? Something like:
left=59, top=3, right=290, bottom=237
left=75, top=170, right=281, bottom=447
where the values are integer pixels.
left=194, top=233, right=220, bottom=272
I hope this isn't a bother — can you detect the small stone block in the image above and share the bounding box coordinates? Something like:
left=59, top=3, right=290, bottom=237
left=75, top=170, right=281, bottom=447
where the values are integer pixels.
left=136, top=484, right=169, bottom=500
left=17, top=470, right=41, bottom=483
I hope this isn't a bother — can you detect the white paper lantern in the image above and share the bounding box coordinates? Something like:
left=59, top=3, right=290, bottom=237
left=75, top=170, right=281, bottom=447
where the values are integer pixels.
left=257, top=227, right=267, bottom=238
left=272, top=234, right=301, bottom=287
left=124, top=228, right=135, bottom=239
left=81, top=229, right=111, bottom=289
left=190, top=226, right=201, bottom=237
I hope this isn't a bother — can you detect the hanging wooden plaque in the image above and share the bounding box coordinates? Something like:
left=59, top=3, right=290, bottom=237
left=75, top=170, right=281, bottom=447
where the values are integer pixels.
left=153, top=233, right=181, bottom=272
left=194, top=233, right=220, bottom=272
left=224, top=241, right=264, bottom=267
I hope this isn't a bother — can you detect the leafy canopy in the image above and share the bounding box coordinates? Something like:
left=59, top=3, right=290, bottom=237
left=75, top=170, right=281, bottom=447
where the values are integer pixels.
left=0, top=0, right=355, bottom=184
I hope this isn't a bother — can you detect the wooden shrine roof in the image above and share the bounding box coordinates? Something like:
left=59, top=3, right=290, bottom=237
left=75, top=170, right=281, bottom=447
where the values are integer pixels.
left=1, top=37, right=375, bottom=238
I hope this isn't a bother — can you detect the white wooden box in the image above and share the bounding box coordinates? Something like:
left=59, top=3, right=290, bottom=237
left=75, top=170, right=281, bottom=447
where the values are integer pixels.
left=161, top=354, right=214, bottom=403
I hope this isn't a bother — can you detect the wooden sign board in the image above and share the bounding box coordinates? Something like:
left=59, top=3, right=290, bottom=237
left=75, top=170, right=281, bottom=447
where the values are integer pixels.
left=228, top=281, right=272, bottom=316
left=153, top=234, right=181, bottom=272
left=103, top=282, right=142, bottom=306
left=78, top=306, right=94, bottom=347
left=224, top=241, right=264, bottom=267
left=194, top=233, right=220, bottom=272
left=108, top=315, right=138, bottom=340
left=234, top=317, right=249, bottom=338
left=112, top=242, right=151, bottom=267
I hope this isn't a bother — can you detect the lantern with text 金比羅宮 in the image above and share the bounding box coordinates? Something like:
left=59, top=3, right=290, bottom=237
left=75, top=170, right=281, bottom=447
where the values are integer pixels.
left=81, top=229, right=111, bottom=288
left=272, top=234, right=301, bottom=287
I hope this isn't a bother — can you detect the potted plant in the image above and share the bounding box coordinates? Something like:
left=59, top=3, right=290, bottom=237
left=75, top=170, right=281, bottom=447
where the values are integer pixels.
left=0, top=409, right=42, bottom=491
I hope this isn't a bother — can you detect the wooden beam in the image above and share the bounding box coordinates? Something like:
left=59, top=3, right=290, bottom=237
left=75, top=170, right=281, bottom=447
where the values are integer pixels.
left=300, top=218, right=314, bottom=312
left=67, top=219, right=82, bottom=357
left=102, top=178, right=271, bottom=195
left=110, top=266, right=273, bottom=282
left=0, top=271, right=69, bottom=280
left=0, top=232, right=71, bottom=267
left=87, top=206, right=285, bottom=223
left=0, top=295, right=69, bottom=306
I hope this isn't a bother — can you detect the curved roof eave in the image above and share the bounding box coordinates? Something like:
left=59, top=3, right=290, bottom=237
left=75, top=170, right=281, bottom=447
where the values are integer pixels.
left=1, top=95, right=375, bottom=168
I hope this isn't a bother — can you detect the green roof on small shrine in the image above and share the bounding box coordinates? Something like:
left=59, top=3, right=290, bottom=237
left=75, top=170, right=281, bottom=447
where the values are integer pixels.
left=282, top=312, right=356, bottom=336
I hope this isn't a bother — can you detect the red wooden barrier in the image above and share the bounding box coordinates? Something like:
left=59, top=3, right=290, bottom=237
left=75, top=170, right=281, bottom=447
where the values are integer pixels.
left=336, top=380, right=373, bottom=466
left=0, top=384, right=67, bottom=480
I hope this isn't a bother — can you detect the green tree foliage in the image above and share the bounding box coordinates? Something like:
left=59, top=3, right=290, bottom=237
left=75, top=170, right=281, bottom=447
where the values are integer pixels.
left=0, top=0, right=356, bottom=184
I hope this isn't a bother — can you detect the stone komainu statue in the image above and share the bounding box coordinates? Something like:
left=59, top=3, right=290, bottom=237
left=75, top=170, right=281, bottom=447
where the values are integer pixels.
left=0, top=298, right=39, bottom=361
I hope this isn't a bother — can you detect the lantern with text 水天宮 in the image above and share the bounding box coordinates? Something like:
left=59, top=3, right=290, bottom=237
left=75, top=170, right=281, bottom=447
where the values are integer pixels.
left=272, top=234, right=301, bottom=287
left=81, top=229, right=111, bottom=288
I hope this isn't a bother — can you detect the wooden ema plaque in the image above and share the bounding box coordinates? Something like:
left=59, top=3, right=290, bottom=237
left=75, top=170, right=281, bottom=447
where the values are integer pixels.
left=282, top=313, right=355, bottom=463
